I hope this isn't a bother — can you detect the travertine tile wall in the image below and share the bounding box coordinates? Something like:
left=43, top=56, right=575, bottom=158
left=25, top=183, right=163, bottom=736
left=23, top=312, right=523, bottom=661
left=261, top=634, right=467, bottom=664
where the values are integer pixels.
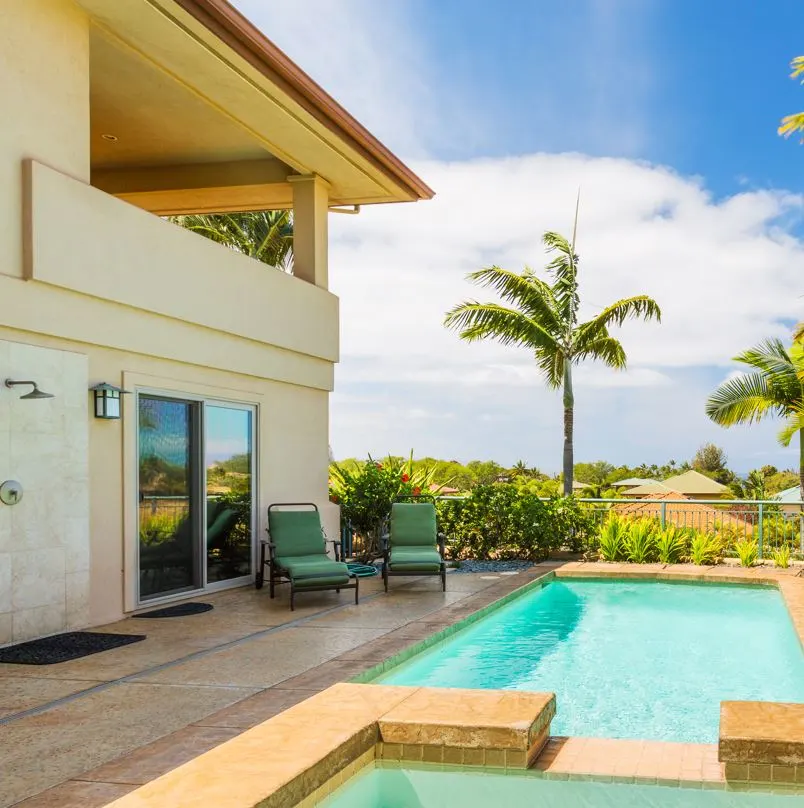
left=0, top=339, right=89, bottom=644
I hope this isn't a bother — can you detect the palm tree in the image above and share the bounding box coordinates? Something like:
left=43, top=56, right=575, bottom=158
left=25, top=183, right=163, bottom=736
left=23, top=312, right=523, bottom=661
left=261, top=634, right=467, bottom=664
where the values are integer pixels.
left=779, top=56, right=804, bottom=142
left=706, top=338, right=804, bottom=498
left=170, top=210, right=293, bottom=271
left=444, top=230, right=661, bottom=496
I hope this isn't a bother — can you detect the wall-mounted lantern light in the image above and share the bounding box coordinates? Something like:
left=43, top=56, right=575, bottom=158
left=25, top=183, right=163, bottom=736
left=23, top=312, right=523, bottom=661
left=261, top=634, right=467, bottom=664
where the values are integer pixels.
left=89, top=382, right=130, bottom=419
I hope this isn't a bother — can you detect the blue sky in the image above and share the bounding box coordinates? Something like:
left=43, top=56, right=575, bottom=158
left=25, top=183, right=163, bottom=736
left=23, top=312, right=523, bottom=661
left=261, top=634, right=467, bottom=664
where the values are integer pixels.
left=234, top=0, right=804, bottom=475
left=411, top=0, right=804, bottom=196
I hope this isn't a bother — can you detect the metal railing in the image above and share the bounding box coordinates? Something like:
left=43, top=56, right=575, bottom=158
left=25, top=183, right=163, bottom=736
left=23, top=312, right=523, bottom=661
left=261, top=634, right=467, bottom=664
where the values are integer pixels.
left=572, top=497, right=804, bottom=559
left=337, top=496, right=804, bottom=561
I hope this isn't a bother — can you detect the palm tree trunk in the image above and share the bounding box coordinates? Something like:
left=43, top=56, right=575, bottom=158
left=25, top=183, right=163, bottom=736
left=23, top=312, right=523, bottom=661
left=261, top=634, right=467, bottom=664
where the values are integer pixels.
left=562, top=364, right=574, bottom=497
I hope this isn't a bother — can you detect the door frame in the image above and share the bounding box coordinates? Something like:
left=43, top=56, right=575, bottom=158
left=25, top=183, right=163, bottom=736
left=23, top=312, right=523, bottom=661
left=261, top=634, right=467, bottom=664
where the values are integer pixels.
left=133, top=386, right=259, bottom=608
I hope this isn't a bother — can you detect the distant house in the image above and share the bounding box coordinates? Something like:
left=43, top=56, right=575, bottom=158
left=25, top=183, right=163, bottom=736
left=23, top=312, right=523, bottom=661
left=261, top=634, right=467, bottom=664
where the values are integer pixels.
left=430, top=484, right=461, bottom=496
left=614, top=490, right=750, bottom=535
left=610, top=478, right=656, bottom=489
left=775, top=485, right=803, bottom=516
left=623, top=470, right=728, bottom=500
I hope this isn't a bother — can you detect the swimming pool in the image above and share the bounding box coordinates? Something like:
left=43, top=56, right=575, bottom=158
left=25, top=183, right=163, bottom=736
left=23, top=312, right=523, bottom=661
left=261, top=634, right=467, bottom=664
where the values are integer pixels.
left=376, top=579, right=804, bottom=742
left=320, top=765, right=803, bottom=807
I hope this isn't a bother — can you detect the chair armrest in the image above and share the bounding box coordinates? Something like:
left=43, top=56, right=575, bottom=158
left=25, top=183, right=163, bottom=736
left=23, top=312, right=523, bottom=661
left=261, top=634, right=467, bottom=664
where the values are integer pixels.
left=326, top=538, right=343, bottom=561
left=437, top=532, right=446, bottom=554
left=261, top=539, right=277, bottom=561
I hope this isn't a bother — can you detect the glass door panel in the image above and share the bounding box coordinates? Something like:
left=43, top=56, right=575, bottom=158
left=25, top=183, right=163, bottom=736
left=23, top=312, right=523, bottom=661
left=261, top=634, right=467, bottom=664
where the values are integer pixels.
left=205, top=405, right=254, bottom=583
left=138, top=396, right=200, bottom=599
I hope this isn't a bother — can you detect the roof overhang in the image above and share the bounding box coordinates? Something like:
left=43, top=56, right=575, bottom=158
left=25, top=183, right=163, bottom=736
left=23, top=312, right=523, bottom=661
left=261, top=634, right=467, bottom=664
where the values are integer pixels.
left=77, top=0, right=433, bottom=212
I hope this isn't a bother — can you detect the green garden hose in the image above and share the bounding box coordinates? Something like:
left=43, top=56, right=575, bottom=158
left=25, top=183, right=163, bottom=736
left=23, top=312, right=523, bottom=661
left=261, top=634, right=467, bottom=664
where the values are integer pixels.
left=346, top=562, right=379, bottom=577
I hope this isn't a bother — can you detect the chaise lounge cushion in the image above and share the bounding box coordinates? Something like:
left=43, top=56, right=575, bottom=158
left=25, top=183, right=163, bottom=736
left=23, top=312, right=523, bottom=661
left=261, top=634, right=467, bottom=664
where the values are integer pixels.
left=390, top=503, right=438, bottom=546
left=389, top=545, right=443, bottom=572
left=276, top=554, right=351, bottom=587
left=269, top=510, right=327, bottom=556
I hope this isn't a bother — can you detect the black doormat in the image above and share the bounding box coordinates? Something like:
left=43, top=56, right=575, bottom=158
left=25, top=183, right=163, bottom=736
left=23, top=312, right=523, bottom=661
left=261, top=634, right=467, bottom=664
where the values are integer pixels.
left=133, top=602, right=213, bottom=619
left=0, top=631, right=146, bottom=665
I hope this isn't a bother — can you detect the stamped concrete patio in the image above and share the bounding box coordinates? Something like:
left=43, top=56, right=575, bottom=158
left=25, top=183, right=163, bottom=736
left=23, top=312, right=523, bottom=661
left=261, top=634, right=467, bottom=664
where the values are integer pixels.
left=0, top=568, right=529, bottom=808
left=2, top=561, right=802, bottom=807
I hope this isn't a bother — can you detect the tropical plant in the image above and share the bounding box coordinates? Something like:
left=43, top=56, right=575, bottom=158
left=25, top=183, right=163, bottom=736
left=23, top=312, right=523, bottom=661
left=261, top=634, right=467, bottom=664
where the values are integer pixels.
left=733, top=538, right=759, bottom=568
left=598, top=514, right=629, bottom=562
left=329, top=453, right=443, bottom=562
left=706, top=338, right=804, bottom=500
left=689, top=532, right=723, bottom=566
left=655, top=524, right=689, bottom=564
left=772, top=544, right=791, bottom=569
left=779, top=56, right=804, bottom=142
left=623, top=518, right=658, bottom=563
left=170, top=210, right=293, bottom=271
left=444, top=223, right=661, bottom=495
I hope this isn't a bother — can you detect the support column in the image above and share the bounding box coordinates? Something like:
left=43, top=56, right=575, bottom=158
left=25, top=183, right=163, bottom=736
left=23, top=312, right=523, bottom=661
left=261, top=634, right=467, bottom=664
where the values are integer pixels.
left=289, top=174, right=330, bottom=288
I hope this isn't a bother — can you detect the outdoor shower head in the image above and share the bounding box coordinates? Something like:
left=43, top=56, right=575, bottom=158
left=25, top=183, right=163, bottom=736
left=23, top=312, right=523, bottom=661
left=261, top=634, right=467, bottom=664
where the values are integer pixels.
left=4, top=379, right=55, bottom=399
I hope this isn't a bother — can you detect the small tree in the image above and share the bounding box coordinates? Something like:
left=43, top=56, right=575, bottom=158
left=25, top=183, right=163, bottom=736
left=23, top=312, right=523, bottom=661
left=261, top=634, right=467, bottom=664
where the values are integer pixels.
left=692, top=443, right=734, bottom=485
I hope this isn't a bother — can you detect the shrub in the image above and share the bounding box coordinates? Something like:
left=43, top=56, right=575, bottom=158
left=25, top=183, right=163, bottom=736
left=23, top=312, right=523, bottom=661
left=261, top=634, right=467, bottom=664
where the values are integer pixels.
left=772, top=544, right=791, bottom=569
left=436, top=487, right=594, bottom=561
left=329, top=453, right=439, bottom=561
left=623, top=518, right=658, bottom=563
left=689, top=532, right=723, bottom=566
left=733, top=538, right=759, bottom=567
left=598, top=514, right=628, bottom=562
left=655, top=524, right=689, bottom=564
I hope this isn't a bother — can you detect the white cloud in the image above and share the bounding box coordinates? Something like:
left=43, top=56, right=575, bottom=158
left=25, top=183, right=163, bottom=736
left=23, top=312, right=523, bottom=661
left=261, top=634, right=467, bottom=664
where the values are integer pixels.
left=327, top=154, right=803, bottom=469
left=230, top=1, right=803, bottom=472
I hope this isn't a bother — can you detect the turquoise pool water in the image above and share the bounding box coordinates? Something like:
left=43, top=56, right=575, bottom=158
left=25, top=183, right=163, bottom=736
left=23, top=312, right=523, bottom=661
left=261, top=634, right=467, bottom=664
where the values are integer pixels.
left=321, top=766, right=802, bottom=807
left=377, top=579, right=804, bottom=742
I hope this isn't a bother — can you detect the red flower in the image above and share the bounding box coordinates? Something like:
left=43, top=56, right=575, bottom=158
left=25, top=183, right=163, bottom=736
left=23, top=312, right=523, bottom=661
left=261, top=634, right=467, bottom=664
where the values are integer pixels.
left=329, top=494, right=339, bottom=504
left=412, top=486, right=422, bottom=496
left=375, top=462, right=383, bottom=469
left=401, top=473, right=410, bottom=482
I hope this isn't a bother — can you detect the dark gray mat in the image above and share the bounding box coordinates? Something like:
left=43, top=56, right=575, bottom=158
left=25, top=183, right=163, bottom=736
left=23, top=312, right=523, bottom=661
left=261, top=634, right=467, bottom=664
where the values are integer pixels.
left=0, top=631, right=146, bottom=665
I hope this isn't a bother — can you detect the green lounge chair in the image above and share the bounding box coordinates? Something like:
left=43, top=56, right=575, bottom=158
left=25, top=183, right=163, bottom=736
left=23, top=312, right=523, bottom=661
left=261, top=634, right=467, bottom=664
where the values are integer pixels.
left=256, top=503, right=357, bottom=610
left=382, top=501, right=446, bottom=592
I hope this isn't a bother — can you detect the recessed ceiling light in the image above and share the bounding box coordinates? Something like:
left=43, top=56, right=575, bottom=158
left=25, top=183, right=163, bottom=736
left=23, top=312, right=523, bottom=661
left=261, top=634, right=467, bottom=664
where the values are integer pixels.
left=101, top=133, right=118, bottom=142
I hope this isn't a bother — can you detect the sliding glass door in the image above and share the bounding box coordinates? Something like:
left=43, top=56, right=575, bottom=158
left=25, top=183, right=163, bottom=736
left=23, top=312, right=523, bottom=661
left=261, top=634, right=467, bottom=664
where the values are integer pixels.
left=205, top=405, right=254, bottom=584
left=137, top=394, right=255, bottom=602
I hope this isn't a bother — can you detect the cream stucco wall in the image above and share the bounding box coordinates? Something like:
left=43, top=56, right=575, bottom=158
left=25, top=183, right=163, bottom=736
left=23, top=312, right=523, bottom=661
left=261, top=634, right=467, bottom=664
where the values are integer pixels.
left=0, top=0, right=340, bottom=635
left=0, top=340, right=90, bottom=644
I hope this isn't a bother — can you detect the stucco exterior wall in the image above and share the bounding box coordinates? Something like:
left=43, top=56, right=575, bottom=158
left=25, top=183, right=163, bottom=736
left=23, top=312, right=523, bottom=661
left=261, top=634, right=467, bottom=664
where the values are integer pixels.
left=0, top=0, right=339, bottom=636
left=0, top=0, right=90, bottom=280
left=0, top=341, right=90, bottom=644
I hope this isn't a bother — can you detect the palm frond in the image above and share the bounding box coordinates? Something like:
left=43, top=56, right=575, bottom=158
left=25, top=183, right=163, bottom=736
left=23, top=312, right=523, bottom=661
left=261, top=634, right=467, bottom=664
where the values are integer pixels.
left=542, top=231, right=579, bottom=326
left=793, top=321, right=804, bottom=343
left=533, top=346, right=567, bottom=388
left=779, top=112, right=804, bottom=140
left=705, top=372, right=784, bottom=426
left=791, top=55, right=804, bottom=81
left=733, top=339, right=800, bottom=402
left=583, top=296, right=662, bottom=331
left=464, top=266, right=562, bottom=335
left=169, top=210, right=293, bottom=271
left=572, top=335, right=627, bottom=369
left=443, top=302, right=558, bottom=351
left=777, top=408, right=804, bottom=447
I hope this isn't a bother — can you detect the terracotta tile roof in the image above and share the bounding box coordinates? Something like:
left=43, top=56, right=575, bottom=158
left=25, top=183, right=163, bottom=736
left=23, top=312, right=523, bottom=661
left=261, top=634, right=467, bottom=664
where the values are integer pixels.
left=613, top=491, right=751, bottom=533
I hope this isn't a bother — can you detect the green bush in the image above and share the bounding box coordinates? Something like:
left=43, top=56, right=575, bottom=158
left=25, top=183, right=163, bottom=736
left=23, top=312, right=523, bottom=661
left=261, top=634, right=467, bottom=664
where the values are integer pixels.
left=597, top=514, right=628, bottom=561
left=772, top=544, right=791, bottom=568
left=436, top=486, right=594, bottom=561
left=733, top=538, right=759, bottom=567
left=689, top=532, right=723, bottom=566
left=623, top=518, right=658, bottom=563
left=655, top=524, right=690, bottom=564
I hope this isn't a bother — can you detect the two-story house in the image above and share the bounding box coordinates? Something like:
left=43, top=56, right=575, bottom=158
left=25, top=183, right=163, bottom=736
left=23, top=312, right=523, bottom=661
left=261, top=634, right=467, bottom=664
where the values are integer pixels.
left=0, top=0, right=432, bottom=644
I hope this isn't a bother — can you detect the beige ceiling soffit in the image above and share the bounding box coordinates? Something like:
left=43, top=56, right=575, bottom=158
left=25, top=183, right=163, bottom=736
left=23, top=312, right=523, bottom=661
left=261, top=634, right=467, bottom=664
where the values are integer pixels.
left=112, top=185, right=294, bottom=216
left=167, top=0, right=433, bottom=201
left=90, top=22, right=304, bottom=174
left=84, top=5, right=388, bottom=199
left=92, top=159, right=291, bottom=194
